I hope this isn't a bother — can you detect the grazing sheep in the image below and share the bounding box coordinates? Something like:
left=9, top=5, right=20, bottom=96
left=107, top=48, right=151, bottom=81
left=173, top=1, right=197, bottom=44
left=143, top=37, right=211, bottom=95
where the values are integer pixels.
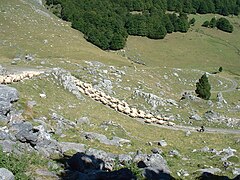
left=145, top=113, right=153, bottom=119
left=0, top=76, right=4, bottom=84
left=150, top=118, right=158, bottom=123
left=167, top=122, right=175, bottom=126
left=144, top=119, right=152, bottom=123
left=4, top=76, right=13, bottom=84
left=156, top=120, right=165, bottom=125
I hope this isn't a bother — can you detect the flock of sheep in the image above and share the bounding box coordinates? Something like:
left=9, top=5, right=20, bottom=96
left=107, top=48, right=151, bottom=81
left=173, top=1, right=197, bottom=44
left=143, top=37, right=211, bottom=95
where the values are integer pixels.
left=73, top=78, right=175, bottom=126
left=0, top=70, right=175, bottom=126
left=0, top=71, right=43, bottom=84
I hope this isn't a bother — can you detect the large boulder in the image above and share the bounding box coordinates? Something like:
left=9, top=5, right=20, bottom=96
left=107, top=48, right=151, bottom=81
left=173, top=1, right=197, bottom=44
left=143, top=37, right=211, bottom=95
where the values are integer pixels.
left=0, top=168, right=14, bottom=180
left=0, top=85, right=19, bottom=118
left=0, top=85, right=19, bottom=103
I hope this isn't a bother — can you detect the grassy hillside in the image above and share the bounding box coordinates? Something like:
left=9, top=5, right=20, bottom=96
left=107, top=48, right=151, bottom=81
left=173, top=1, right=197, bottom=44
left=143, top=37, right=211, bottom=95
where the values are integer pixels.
left=0, top=0, right=130, bottom=66
left=124, top=14, right=240, bottom=73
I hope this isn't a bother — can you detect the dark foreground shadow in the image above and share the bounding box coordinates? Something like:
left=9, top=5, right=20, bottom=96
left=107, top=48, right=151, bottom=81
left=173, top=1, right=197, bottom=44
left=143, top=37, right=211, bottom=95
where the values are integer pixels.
left=55, top=152, right=175, bottom=180
left=197, top=172, right=240, bottom=180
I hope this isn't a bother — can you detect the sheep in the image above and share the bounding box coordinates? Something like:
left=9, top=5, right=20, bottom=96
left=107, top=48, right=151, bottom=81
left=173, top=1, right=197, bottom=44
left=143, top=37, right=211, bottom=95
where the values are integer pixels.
left=150, top=118, right=158, bottom=123
left=4, top=76, right=13, bottom=84
left=12, top=75, right=21, bottom=82
left=138, top=110, right=145, bottom=118
left=167, top=122, right=175, bottom=126
left=156, top=120, right=166, bottom=125
left=0, top=76, right=4, bottom=84
left=123, top=107, right=131, bottom=114
left=145, top=113, right=153, bottom=119
left=156, top=115, right=163, bottom=120
left=144, top=119, right=152, bottom=124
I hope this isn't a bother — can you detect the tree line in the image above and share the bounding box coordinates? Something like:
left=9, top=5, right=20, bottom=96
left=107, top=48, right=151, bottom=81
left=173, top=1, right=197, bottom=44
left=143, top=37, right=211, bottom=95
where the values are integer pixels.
left=46, top=0, right=239, bottom=50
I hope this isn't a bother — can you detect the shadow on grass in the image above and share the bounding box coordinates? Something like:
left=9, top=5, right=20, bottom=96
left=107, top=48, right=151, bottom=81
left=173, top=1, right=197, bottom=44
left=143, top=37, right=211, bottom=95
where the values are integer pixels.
left=54, top=152, right=176, bottom=180
left=197, top=172, right=240, bottom=180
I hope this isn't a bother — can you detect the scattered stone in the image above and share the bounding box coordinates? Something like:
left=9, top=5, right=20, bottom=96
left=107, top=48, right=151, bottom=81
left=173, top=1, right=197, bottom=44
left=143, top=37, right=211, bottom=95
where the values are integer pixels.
left=185, top=131, right=191, bottom=136
left=177, top=169, right=189, bottom=177
left=198, top=168, right=221, bottom=174
left=76, top=117, right=90, bottom=125
left=25, top=54, right=34, bottom=61
left=169, top=150, right=180, bottom=157
left=35, top=169, right=58, bottom=178
left=181, top=92, right=197, bottom=101
left=232, top=168, right=240, bottom=175
left=39, top=93, right=46, bottom=98
left=27, top=101, right=37, bottom=108
left=82, top=132, right=131, bottom=147
left=0, top=168, right=14, bottom=180
left=158, top=140, right=167, bottom=147
left=59, top=142, right=85, bottom=153
left=151, top=148, right=162, bottom=154
left=51, top=68, right=84, bottom=101
left=134, top=89, right=177, bottom=109
left=190, top=113, right=202, bottom=121
left=217, top=92, right=227, bottom=104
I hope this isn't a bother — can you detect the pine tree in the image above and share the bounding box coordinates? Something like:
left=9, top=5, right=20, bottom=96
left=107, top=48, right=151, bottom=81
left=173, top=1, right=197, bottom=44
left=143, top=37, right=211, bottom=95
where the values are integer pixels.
left=195, top=74, right=211, bottom=100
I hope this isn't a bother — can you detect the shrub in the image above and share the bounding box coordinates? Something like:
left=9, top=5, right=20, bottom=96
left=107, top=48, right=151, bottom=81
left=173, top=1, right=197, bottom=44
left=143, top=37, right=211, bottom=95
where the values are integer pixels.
left=216, top=18, right=233, bottom=33
left=195, top=73, right=211, bottom=100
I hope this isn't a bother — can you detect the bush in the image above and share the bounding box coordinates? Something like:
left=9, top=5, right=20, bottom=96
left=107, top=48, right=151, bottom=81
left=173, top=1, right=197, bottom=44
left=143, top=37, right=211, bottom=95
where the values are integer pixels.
left=195, top=73, right=211, bottom=100
left=216, top=18, right=233, bottom=33
left=202, top=21, right=209, bottom=27
left=219, top=66, right=223, bottom=72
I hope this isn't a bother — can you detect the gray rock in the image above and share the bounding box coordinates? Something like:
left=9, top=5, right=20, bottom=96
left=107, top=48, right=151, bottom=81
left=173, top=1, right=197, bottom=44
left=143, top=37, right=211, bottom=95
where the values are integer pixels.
left=0, top=101, right=11, bottom=116
left=0, top=66, right=7, bottom=76
left=86, top=148, right=116, bottom=171
left=190, top=113, right=202, bottom=121
left=0, top=131, right=9, bottom=140
left=204, top=110, right=224, bottom=122
left=158, top=140, right=167, bottom=147
left=134, top=89, right=177, bottom=109
left=51, top=68, right=84, bottom=101
left=0, top=168, right=14, bottom=180
left=82, top=132, right=131, bottom=146
left=169, top=150, right=180, bottom=157
left=133, top=153, right=170, bottom=174
left=0, top=85, right=19, bottom=102
left=76, top=117, right=90, bottom=125
left=35, top=139, right=61, bottom=157
left=151, top=148, right=163, bottom=154
left=217, top=92, right=227, bottom=104
left=181, top=92, right=197, bottom=101
left=59, top=142, right=85, bottom=153
left=232, top=168, right=240, bottom=175
left=185, top=131, right=191, bottom=136
left=27, top=101, right=37, bottom=108
left=118, top=154, right=132, bottom=164
left=35, top=169, right=57, bottom=178
left=198, top=168, right=221, bottom=174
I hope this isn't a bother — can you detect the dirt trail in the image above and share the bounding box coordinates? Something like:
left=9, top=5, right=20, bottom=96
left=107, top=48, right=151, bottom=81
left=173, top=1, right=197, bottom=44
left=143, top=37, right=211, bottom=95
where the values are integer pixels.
left=136, top=118, right=240, bottom=134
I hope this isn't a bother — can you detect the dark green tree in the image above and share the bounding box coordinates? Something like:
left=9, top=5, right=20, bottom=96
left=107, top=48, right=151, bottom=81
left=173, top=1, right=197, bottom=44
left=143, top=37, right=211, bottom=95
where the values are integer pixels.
left=209, top=17, right=217, bottom=28
left=195, top=73, right=211, bottom=100
left=202, top=20, right=210, bottom=27
left=189, top=18, right=196, bottom=26
left=219, top=66, right=223, bottom=72
left=216, top=17, right=233, bottom=33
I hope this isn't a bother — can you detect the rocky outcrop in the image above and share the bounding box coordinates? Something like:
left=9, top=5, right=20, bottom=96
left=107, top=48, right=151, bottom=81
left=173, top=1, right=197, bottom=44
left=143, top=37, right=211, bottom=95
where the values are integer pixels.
left=0, top=85, right=19, bottom=123
left=0, top=168, right=14, bottom=180
left=82, top=132, right=131, bottom=147
left=51, top=68, right=85, bottom=101
left=134, top=89, right=178, bottom=109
